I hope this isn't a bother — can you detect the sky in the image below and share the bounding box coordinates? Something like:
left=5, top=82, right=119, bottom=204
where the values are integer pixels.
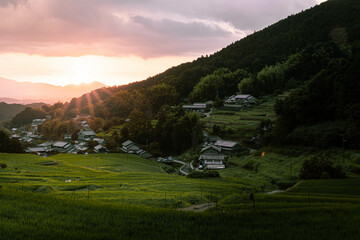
left=0, top=0, right=327, bottom=87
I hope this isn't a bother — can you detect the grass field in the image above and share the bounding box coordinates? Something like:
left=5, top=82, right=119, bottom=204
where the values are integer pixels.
left=201, top=97, right=277, bottom=142
left=0, top=153, right=257, bottom=208
left=1, top=178, right=360, bottom=239
left=1, top=152, right=360, bottom=239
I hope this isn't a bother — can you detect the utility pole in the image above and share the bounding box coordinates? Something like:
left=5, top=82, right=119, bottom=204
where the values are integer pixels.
left=250, top=193, right=255, bottom=211
left=87, top=183, right=90, bottom=200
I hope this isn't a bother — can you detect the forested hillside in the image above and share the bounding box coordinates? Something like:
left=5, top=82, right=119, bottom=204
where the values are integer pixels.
left=271, top=42, right=360, bottom=148
left=59, top=0, right=360, bottom=120
left=0, top=102, right=45, bottom=122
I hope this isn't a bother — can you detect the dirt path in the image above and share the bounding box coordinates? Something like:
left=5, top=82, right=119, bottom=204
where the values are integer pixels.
left=178, top=203, right=215, bottom=212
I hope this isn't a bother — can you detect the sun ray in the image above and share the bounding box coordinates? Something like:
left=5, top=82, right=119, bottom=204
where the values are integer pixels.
left=86, top=93, right=95, bottom=117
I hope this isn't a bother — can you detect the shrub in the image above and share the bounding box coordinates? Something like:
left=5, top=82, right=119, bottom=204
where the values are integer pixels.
left=161, top=165, right=176, bottom=174
left=242, top=160, right=260, bottom=172
left=299, top=155, right=346, bottom=179
left=0, top=163, right=7, bottom=169
left=186, top=170, right=220, bottom=178
left=271, top=179, right=298, bottom=190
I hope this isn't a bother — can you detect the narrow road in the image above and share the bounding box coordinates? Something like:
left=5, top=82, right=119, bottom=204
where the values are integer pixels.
left=178, top=203, right=215, bottom=212
left=168, top=159, right=190, bottom=175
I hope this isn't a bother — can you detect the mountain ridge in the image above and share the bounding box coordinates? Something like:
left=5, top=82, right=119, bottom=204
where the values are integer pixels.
left=0, top=77, right=106, bottom=104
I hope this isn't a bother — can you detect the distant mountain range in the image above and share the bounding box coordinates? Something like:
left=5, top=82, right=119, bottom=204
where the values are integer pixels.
left=0, top=77, right=106, bottom=104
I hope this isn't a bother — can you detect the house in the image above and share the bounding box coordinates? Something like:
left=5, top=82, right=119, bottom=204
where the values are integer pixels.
left=224, top=94, right=256, bottom=109
left=75, top=142, right=89, bottom=151
left=94, top=144, right=109, bottom=153
left=19, top=136, right=36, bottom=144
left=199, top=153, right=226, bottom=170
left=139, top=152, right=153, bottom=159
left=182, top=103, right=208, bottom=112
left=64, top=134, right=72, bottom=141
left=200, top=145, right=222, bottom=156
left=26, top=132, right=40, bottom=139
left=199, top=144, right=226, bottom=169
left=53, top=141, right=75, bottom=153
left=202, top=159, right=225, bottom=170
left=200, top=136, right=222, bottom=148
left=11, top=134, right=21, bottom=139
left=121, top=140, right=140, bottom=153
left=38, top=142, right=53, bottom=151
left=136, top=149, right=153, bottom=159
left=214, top=140, right=243, bottom=155
left=78, top=129, right=96, bottom=142
left=120, top=140, right=152, bottom=158
left=26, top=146, right=48, bottom=154
left=93, top=138, right=105, bottom=145
left=31, top=119, right=46, bottom=128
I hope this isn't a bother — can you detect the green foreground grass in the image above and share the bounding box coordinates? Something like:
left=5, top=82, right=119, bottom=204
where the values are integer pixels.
left=1, top=152, right=360, bottom=239
left=1, top=181, right=360, bottom=240
left=0, top=153, right=255, bottom=207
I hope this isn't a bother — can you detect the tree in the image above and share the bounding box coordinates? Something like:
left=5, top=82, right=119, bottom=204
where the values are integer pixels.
left=146, top=84, right=178, bottom=115
left=299, top=155, right=346, bottom=179
left=10, top=107, right=46, bottom=127
left=89, top=117, right=106, bottom=132
left=0, top=129, right=23, bottom=153
left=104, top=90, right=134, bottom=118
left=124, top=110, right=153, bottom=145
left=189, top=68, right=249, bottom=102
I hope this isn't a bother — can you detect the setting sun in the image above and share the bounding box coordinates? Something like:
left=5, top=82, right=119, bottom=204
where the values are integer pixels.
left=0, top=54, right=194, bottom=87
left=62, top=56, right=103, bottom=85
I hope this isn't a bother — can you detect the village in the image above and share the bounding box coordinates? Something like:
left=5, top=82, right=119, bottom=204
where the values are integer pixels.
left=7, top=94, right=256, bottom=173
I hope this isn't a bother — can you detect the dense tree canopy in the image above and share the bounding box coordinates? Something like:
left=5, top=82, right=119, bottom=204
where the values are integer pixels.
left=10, top=107, right=46, bottom=127
left=269, top=42, right=360, bottom=148
left=0, top=128, right=23, bottom=153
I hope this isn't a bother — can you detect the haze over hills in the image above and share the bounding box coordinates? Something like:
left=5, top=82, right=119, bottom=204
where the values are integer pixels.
left=0, top=77, right=106, bottom=104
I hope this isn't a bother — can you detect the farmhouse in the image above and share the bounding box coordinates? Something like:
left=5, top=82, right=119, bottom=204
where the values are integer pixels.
left=224, top=94, right=256, bottom=109
left=20, top=136, right=36, bottom=144
left=26, top=146, right=48, bottom=154
left=64, top=134, right=72, bottom=141
left=199, top=154, right=226, bottom=170
left=38, top=142, right=53, bottom=150
left=182, top=103, right=207, bottom=112
left=31, top=119, right=46, bottom=127
left=120, top=140, right=152, bottom=158
left=53, top=141, right=75, bottom=153
left=75, top=142, right=88, bottom=152
left=78, top=129, right=96, bottom=142
left=93, top=138, right=105, bottom=145
left=121, top=140, right=140, bottom=153
left=94, top=144, right=109, bottom=153
left=202, top=135, right=222, bottom=146
left=199, top=144, right=226, bottom=169
left=136, top=149, right=153, bottom=159
left=200, top=144, right=222, bottom=155
left=214, top=140, right=243, bottom=155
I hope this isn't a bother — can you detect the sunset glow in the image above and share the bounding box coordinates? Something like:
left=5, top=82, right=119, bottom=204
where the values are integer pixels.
left=0, top=53, right=194, bottom=86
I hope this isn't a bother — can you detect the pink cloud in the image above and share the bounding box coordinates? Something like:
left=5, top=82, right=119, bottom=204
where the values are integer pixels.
left=0, top=0, right=320, bottom=58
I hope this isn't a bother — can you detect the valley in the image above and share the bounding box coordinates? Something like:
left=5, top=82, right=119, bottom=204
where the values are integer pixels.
left=1, top=0, right=360, bottom=239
